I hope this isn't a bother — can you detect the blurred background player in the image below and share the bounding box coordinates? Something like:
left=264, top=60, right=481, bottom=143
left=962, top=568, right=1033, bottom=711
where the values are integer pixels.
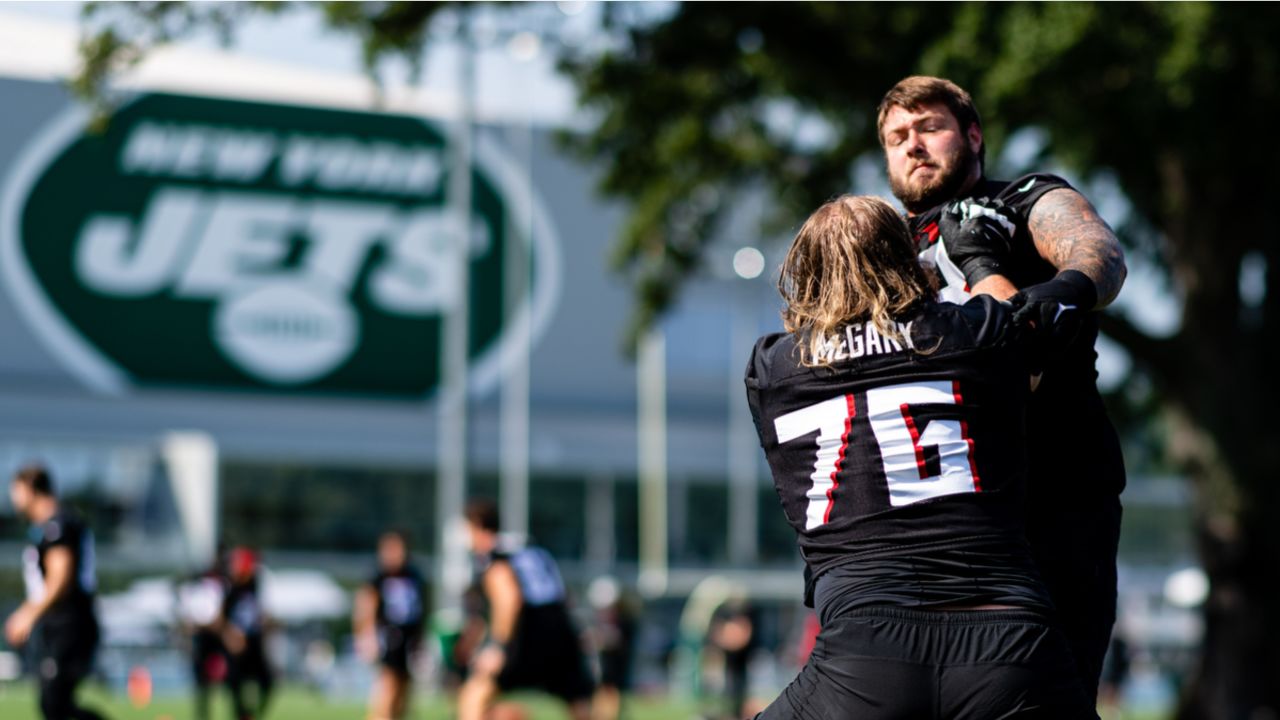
left=353, top=530, right=426, bottom=720
left=1098, top=632, right=1132, bottom=720
left=4, top=463, right=108, bottom=720
left=747, top=196, right=1092, bottom=718
left=220, top=546, right=274, bottom=720
left=458, top=498, right=594, bottom=720
left=586, top=576, right=637, bottom=720
left=706, top=597, right=757, bottom=720
left=178, top=546, right=230, bottom=720
left=878, top=75, right=1128, bottom=704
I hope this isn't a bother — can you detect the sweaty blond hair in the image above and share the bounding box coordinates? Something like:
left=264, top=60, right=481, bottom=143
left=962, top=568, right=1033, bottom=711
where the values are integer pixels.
left=779, top=195, right=932, bottom=367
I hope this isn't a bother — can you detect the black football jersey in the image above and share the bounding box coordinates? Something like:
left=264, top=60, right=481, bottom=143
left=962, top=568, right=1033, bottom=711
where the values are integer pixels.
left=370, top=566, right=426, bottom=631
left=911, top=173, right=1068, bottom=291
left=23, top=508, right=97, bottom=624
left=223, top=579, right=265, bottom=636
left=475, top=538, right=569, bottom=609
left=909, top=173, right=1126, bottom=501
left=746, top=296, right=1047, bottom=607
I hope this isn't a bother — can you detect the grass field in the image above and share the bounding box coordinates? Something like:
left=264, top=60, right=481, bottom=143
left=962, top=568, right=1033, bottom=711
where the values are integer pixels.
left=0, top=684, right=1170, bottom=720
left=0, top=685, right=707, bottom=720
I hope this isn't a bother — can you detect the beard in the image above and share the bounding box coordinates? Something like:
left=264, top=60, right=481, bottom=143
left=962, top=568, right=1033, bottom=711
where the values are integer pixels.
left=889, top=142, right=979, bottom=215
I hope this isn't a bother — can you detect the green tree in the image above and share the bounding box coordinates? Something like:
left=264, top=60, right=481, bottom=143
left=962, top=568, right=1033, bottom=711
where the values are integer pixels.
left=574, top=7, right=1280, bottom=717
left=77, top=3, right=1278, bottom=717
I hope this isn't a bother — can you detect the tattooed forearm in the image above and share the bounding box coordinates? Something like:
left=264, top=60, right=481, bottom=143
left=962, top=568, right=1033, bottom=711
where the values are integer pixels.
left=1028, top=188, right=1127, bottom=308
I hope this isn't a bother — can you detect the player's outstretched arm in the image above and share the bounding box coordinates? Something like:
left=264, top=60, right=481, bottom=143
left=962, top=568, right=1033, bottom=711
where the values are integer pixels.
left=484, top=562, right=523, bottom=646
left=469, top=561, right=523, bottom=690
left=353, top=585, right=379, bottom=661
left=1028, top=188, right=1127, bottom=308
left=5, top=547, right=74, bottom=645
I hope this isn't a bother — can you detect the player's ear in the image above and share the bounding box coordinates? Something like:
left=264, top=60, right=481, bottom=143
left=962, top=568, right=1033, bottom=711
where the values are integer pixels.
left=966, top=122, right=983, bottom=155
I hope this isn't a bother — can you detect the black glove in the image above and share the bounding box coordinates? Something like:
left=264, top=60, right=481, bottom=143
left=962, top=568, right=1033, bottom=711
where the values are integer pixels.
left=1009, top=270, right=1098, bottom=344
left=936, top=198, right=1018, bottom=285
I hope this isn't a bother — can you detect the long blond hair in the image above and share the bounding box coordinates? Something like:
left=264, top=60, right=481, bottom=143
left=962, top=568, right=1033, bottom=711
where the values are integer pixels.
left=779, top=195, right=932, bottom=367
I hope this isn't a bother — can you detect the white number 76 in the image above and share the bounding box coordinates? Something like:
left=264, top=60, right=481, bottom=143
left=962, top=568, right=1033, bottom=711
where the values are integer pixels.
left=773, top=380, right=979, bottom=530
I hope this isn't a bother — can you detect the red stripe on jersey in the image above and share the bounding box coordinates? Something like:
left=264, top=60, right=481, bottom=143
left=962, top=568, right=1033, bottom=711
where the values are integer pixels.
left=824, top=394, right=857, bottom=524
left=914, top=222, right=940, bottom=248
left=953, top=380, right=981, bottom=492
left=900, top=404, right=930, bottom=478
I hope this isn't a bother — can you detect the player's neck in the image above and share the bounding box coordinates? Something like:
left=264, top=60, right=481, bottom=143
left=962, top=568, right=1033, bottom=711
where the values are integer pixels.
left=956, top=167, right=983, bottom=199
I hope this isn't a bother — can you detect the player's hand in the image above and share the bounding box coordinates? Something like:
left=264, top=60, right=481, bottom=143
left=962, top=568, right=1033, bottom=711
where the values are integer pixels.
left=473, top=643, right=506, bottom=678
left=1009, top=270, right=1098, bottom=345
left=4, top=604, right=37, bottom=646
left=223, top=626, right=247, bottom=655
left=937, top=198, right=1018, bottom=285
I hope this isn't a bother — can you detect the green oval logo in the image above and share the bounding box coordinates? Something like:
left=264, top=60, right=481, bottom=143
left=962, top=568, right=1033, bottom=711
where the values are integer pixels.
left=0, top=93, right=559, bottom=398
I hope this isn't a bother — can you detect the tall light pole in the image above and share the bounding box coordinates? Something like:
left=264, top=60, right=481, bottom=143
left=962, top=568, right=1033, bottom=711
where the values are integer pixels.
left=728, top=247, right=764, bottom=565
left=499, top=30, right=539, bottom=539
left=637, top=326, right=668, bottom=598
left=435, top=12, right=475, bottom=614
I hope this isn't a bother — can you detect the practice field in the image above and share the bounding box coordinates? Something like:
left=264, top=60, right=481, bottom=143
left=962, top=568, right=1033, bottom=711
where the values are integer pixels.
left=0, top=685, right=1170, bottom=720
left=0, top=685, right=705, bottom=720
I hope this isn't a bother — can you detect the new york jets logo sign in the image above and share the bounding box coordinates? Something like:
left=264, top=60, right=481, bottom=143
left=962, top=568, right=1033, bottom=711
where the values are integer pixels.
left=0, top=93, right=559, bottom=398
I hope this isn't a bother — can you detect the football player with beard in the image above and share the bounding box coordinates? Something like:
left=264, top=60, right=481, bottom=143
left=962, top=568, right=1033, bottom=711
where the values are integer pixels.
left=877, top=75, right=1128, bottom=706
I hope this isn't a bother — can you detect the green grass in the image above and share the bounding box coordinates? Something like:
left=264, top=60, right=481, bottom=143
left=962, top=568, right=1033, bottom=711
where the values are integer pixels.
left=0, top=684, right=1172, bottom=720
left=0, top=684, right=705, bottom=720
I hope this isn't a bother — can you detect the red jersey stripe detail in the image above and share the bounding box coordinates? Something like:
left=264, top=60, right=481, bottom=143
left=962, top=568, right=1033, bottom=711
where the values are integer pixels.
left=900, top=404, right=929, bottom=479
left=953, top=380, right=981, bottom=492
left=823, top=394, right=857, bottom=524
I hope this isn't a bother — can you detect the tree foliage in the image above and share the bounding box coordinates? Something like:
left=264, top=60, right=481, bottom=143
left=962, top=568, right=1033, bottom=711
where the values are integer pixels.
left=74, top=1, right=450, bottom=123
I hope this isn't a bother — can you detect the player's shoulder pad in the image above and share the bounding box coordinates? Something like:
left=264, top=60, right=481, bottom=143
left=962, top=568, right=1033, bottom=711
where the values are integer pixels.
left=744, top=332, right=795, bottom=391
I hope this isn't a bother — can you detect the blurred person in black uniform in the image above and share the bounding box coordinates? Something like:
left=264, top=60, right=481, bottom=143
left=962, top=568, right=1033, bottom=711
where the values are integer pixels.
left=443, top=585, right=490, bottom=690
left=220, top=547, right=273, bottom=720
left=1097, top=633, right=1131, bottom=720
left=5, top=464, right=107, bottom=720
left=354, top=530, right=426, bottom=720
left=457, top=498, right=594, bottom=720
left=179, top=547, right=230, bottom=720
left=879, top=75, right=1128, bottom=705
left=708, top=598, right=757, bottom=720
left=586, top=576, right=637, bottom=720
left=748, top=196, right=1094, bottom=719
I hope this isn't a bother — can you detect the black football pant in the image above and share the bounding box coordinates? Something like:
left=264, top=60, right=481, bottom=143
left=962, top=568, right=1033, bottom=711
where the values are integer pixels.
left=227, top=638, right=274, bottom=720
left=756, top=606, right=1096, bottom=720
left=192, top=630, right=224, bottom=720
left=36, top=618, right=106, bottom=720
left=1026, top=494, right=1122, bottom=709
